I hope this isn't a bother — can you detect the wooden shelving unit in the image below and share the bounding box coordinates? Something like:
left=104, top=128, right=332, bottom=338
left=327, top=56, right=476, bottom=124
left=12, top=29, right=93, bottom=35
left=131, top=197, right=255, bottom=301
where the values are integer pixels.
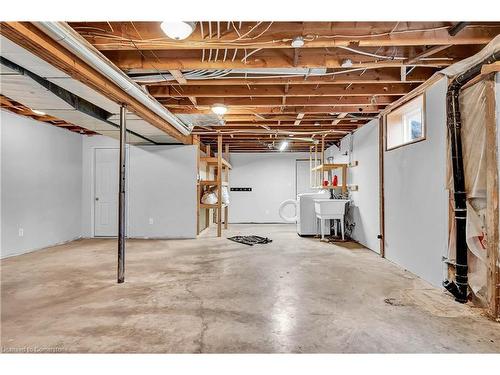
left=310, top=136, right=357, bottom=194
left=195, top=135, right=230, bottom=237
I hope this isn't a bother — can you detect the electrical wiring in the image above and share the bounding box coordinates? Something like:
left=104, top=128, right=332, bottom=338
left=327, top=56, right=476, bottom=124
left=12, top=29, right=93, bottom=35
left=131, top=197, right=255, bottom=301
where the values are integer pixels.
left=75, top=24, right=463, bottom=50
left=330, top=46, right=406, bottom=60
left=192, top=129, right=350, bottom=136
left=240, top=48, right=263, bottom=62
left=129, top=67, right=383, bottom=84
left=232, top=21, right=263, bottom=41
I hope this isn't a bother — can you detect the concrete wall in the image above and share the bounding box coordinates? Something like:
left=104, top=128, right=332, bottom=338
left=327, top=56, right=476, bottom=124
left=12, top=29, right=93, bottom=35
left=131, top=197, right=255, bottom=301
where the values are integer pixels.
left=1, top=110, right=83, bottom=258
left=384, top=78, right=449, bottom=287
left=81, top=135, right=197, bottom=239
left=228, top=152, right=309, bottom=223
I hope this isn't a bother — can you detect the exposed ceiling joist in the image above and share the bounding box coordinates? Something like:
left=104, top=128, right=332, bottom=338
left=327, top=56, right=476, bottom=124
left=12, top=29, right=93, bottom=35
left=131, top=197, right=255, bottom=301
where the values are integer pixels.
left=0, top=22, right=192, bottom=144
left=148, top=83, right=417, bottom=98
left=69, top=21, right=500, bottom=50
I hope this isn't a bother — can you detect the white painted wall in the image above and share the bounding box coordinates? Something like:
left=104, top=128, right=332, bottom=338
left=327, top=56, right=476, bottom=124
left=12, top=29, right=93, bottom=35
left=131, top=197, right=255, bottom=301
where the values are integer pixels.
left=384, top=78, right=449, bottom=287
left=228, top=152, right=309, bottom=223
left=347, top=120, right=380, bottom=253
left=81, top=135, right=197, bottom=239
left=1, top=110, right=83, bottom=258
left=323, top=120, right=380, bottom=253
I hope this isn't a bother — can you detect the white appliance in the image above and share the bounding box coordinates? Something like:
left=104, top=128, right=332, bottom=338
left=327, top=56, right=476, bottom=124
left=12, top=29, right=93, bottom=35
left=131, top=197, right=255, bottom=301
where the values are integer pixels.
left=314, top=199, right=350, bottom=240
left=279, top=191, right=331, bottom=236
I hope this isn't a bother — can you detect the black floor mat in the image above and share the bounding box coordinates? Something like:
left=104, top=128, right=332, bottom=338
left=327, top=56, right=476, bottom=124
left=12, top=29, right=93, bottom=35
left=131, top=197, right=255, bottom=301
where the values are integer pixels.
left=227, top=235, right=273, bottom=246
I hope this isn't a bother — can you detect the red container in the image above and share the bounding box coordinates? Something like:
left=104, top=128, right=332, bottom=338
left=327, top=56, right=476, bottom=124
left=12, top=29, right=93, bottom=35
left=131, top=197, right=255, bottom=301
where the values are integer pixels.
left=332, top=175, right=338, bottom=186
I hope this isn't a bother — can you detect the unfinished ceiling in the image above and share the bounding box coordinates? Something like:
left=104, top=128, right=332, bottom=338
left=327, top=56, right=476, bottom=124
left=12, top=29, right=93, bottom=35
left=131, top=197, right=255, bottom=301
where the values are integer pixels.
left=0, top=33, right=181, bottom=144
left=65, top=21, right=500, bottom=151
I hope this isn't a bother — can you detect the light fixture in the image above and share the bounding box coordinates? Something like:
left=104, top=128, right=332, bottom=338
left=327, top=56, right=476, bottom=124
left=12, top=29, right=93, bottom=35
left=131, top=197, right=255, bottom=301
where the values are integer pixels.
left=211, top=103, right=228, bottom=116
left=279, top=140, right=289, bottom=151
left=160, top=22, right=196, bottom=40
left=314, top=121, right=320, bottom=126
left=288, top=134, right=294, bottom=137
left=32, top=109, right=46, bottom=116
left=341, top=59, right=353, bottom=68
left=291, top=36, right=305, bottom=48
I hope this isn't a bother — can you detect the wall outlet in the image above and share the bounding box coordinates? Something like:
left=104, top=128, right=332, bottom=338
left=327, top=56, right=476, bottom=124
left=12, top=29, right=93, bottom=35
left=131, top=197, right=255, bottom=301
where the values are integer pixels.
left=149, top=217, right=154, bottom=225
left=18, top=228, right=24, bottom=237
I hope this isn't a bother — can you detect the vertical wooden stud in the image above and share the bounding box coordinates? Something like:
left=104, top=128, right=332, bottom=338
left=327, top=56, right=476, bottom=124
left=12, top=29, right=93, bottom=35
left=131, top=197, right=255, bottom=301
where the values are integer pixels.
left=217, top=135, right=223, bottom=237
left=485, top=79, right=499, bottom=320
left=379, top=117, right=386, bottom=258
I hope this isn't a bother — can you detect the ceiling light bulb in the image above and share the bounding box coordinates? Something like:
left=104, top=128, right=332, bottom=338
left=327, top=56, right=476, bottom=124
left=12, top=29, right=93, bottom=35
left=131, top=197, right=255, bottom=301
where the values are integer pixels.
left=32, top=109, right=46, bottom=116
left=341, top=59, right=353, bottom=68
left=279, top=140, right=289, bottom=151
left=160, top=22, right=196, bottom=40
left=314, top=122, right=320, bottom=126
left=291, top=36, right=305, bottom=48
left=211, top=103, right=228, bottom=116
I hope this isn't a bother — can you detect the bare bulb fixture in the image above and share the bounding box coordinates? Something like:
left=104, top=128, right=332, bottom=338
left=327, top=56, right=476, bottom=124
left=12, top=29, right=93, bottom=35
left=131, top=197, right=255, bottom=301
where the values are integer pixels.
left=291, top=36, right=305, bottom=48
left=32, top=109, right=46, bottom=116
left=211, top=103, right=228, bottom=116
left=160, top=22, right=196, bottom=40
left=341, top=59, right=353, bottom=68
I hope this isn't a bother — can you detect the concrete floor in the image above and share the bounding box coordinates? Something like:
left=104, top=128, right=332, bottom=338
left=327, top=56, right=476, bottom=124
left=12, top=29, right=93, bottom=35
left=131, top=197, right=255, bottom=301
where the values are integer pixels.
left=1, top=224, right=499, bottom=353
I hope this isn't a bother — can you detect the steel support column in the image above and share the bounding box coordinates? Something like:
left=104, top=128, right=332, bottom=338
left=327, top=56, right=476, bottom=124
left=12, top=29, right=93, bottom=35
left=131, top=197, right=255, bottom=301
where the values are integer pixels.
left=118, top=105, right=126, bottom=283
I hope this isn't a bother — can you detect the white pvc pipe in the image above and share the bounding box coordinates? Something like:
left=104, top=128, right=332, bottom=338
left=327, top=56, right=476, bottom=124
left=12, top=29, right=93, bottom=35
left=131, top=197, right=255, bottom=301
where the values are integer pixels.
left=34, top=22, right=191, bottom=136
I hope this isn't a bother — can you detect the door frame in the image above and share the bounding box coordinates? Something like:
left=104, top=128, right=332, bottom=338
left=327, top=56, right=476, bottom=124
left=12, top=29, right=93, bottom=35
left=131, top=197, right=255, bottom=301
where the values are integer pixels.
left=295, top=158, right=312, bottom=197
left=91, top=147, right=130, bottom=238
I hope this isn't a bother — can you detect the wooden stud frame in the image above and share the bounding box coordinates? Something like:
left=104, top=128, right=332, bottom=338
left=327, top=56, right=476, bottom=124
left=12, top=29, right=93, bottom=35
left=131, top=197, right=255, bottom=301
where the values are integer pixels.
left=485, top=78, right=499, bottom=320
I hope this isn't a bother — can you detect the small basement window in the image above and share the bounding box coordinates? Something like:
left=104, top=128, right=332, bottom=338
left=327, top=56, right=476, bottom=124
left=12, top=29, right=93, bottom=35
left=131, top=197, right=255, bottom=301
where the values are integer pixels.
left=386, top=95, right=425, bottom=150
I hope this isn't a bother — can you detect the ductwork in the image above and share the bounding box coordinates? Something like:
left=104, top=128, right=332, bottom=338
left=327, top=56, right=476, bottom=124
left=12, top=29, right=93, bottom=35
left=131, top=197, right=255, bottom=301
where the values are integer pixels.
left=33, top=22, right=191, bottom=136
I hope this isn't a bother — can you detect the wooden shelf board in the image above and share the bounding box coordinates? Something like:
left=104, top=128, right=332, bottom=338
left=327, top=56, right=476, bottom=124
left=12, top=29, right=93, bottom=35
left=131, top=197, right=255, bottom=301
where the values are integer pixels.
left=200, top=203, right=228, bottom=209
left=311, top=163, right=348, bottom=171
left=313, top=185, right=344, bottom=190
left=200, top=157, right=232, bottom=170
left=199, top=180, right=228, bottom=186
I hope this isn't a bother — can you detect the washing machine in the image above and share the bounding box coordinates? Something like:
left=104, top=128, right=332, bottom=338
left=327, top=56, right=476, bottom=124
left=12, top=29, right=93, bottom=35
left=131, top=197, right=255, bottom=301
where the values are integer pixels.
left=279, top=191, right=331, bottom=236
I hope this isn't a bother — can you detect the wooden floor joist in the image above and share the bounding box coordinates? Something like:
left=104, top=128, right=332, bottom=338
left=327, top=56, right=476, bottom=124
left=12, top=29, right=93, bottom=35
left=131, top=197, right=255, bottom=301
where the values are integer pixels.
left=0, top=22, right=192, bottom=145
left=3, top=21, right=500, bottom=152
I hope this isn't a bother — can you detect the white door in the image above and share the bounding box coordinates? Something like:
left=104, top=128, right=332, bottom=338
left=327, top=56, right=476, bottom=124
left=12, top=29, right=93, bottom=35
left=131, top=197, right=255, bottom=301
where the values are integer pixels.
left=94, top=148, right=119, bottom=237
left=296, top=159, right=314, bottom=196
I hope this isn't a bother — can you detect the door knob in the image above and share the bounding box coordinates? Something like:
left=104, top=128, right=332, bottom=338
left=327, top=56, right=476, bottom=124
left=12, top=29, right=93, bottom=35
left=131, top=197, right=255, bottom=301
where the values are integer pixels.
left=95, top=197, right=99, bottom=201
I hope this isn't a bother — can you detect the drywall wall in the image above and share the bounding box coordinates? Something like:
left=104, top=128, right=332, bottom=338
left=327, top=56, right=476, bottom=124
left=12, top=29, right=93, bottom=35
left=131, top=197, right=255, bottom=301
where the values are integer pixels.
left=324, top=137, right=350, bottom=185
left=384, top=77, right=449, bottom=287
left=1, top=110, right=83, bottom=258
left=348, top=120, right=380, bottom=253
left=81, top=135, right=197, bottom=239
left=323, top=120, right=380, bottom=253
left=228, top=152, right=309, bottom=223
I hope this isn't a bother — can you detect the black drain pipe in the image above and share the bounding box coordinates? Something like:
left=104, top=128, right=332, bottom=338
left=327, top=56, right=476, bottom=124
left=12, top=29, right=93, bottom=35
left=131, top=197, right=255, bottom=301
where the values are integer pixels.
left=444, top=51, right=500, bottom=303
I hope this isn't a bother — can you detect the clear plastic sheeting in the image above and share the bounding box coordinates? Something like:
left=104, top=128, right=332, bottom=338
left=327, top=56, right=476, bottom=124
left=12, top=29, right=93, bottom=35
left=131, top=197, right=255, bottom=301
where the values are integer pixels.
left=447, top=80, right=489, bottom=304
left=440, top=35, right=500, bottom=79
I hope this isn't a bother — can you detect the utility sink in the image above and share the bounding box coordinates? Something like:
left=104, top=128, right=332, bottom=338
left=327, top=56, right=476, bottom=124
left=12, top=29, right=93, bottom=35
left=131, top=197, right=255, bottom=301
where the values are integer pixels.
left=314, top=199, right=349, bottom=216
left=313, top=199, right=350, bottom=240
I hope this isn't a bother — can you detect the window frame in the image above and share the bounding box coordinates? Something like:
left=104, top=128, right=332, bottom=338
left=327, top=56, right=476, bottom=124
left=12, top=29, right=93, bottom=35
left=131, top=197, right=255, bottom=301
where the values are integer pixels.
left=385, top=94, right=427, bottom=151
